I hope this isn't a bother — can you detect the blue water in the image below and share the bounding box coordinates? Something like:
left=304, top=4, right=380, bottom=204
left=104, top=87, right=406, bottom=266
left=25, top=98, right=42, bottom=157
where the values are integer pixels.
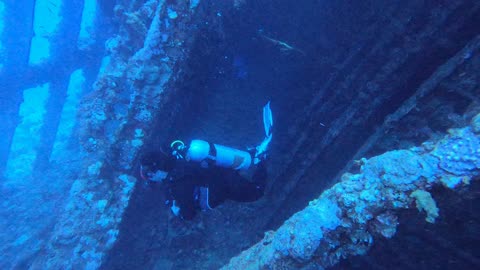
left=1, top=1, right=479, bottom=269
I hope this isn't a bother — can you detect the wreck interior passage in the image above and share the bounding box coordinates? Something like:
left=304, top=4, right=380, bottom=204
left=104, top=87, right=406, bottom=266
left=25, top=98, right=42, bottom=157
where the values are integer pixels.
left=0, top=0, right=479, bottom=269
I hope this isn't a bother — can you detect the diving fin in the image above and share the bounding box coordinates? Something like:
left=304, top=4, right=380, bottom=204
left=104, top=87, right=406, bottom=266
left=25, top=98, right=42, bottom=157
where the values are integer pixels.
left=254, top=101, right=273, bottom=164
left=263, top=101, right=273, bottom=137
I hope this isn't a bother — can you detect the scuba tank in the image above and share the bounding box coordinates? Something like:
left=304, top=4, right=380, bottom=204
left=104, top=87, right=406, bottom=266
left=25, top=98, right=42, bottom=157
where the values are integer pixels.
left=170, top=101, right=273, bottom=171
left=170, top=139, right=253, bottom=170
left=190, top=139, right=253, bottom=170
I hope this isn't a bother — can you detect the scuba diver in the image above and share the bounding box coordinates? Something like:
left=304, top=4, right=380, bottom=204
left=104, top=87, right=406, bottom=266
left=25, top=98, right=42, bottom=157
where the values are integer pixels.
left=139, top=102, right=274, bottom=220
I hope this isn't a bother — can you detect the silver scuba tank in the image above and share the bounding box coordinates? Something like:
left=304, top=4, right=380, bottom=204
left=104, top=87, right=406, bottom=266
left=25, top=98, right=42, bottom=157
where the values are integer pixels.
left=170, top=101, right=273, bottom=170
left=186, top=139, right=253, bottom=170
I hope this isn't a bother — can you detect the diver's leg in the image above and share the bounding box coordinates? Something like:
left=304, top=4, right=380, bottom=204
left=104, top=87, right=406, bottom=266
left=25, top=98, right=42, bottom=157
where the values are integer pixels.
left=252, top=161, right=267, bottom=191
left=223, top=162, right=267, bottom=202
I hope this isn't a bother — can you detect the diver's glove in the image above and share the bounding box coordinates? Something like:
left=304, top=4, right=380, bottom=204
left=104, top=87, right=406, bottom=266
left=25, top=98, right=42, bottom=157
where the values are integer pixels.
left=254, top=101, right=273, bottom=164
left=140, top=165, right=169, bottom=182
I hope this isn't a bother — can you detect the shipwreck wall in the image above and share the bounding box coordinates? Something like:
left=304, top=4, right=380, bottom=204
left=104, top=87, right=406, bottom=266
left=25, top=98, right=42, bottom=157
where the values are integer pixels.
left=102, top=0, right=480, bottom=269
left=0, top=0, right=111, bottom=268
left=1, top=0, right=208, bottom=269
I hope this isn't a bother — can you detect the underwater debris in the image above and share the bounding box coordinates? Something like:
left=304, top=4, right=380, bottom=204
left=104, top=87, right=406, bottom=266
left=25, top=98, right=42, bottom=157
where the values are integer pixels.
left=222, top=113, right=480, bottom=270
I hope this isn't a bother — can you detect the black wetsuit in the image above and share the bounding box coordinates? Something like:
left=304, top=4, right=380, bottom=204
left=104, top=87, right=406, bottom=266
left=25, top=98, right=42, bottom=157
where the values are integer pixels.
left=165, top=160, right=267, bottom=220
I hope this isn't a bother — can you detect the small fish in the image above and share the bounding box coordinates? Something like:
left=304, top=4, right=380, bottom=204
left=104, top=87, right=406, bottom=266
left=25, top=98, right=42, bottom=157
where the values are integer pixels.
left=259, top=32, right=306, bottom=56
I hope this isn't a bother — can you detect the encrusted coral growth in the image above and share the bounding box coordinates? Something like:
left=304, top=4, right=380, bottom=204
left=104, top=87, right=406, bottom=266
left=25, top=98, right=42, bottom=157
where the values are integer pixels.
left=78, top=0, right=200, bottom=169
left=35, top=1, right=204, bottom=268
left=410, top=190, right=439, bottom=223
left=79, top=0, right=197, bottom=170
left=222, top=113, right=480, bottom=270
